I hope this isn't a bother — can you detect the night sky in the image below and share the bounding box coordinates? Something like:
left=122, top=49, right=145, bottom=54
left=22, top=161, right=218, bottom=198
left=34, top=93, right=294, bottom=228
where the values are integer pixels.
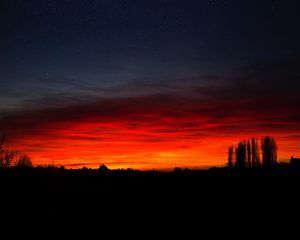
left=1, top=0, right=300, bottom=169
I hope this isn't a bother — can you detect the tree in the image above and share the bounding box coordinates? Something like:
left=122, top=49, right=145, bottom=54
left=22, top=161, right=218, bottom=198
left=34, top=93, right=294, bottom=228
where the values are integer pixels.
left=247, top=140, right=251, bottom=168
left=0, top=135, right=6, bottom=167
left=0, top=136, right=18, bottom=167
left=235, top=141, right=247, bottom=168
left=15, top=155, right=33, bottom=168
left=228, top=146, right=234, bottom=168
left=99, top=164, right=109, bottom=173
left=3, top=150, right=18, bottom=167
left=251, top=138, right=260, bottom=167
left=0, top=135, right=31, bottom=168
left=261, top=136, right=278, bottom=168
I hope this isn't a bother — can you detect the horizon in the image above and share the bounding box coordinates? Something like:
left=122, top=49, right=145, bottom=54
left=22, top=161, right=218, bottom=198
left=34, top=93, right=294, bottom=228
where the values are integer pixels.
left=1, top=1, right=300, bottom=169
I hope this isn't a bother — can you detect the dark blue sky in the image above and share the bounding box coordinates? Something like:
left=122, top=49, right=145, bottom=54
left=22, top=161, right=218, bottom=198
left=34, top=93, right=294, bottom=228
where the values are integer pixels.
left=1, top=0, right=300, bottom=114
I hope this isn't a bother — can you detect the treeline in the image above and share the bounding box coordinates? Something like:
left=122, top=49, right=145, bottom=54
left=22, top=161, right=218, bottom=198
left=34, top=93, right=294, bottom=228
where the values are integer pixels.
left=0, top=134, right=281, bottom=170
left=0, top=136, right=32, bottom=168
left=228, top=136, right=278, bottom=169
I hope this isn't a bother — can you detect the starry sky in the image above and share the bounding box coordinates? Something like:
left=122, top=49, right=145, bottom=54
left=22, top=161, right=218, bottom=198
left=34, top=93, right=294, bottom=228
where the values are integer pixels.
left=1, top=0, right=300, bottom=169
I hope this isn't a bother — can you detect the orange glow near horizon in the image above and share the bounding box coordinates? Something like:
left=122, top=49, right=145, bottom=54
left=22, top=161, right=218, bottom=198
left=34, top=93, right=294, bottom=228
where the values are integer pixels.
left=2, top=95, right=300, bottom=170
left=9, top=120, right=300, bottom=170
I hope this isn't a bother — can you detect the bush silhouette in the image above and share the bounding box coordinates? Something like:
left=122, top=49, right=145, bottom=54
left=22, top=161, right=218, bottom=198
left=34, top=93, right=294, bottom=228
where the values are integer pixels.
left=15, top=155, right=33, bottom=168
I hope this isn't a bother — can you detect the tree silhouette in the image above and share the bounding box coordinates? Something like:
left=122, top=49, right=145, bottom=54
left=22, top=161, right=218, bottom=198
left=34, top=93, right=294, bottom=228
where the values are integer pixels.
left=235, top=141, right=247, bottom=168
left=261, top=136, right=278, bottom=168
left=3, top=150, right=18, bottom=167
left=247, top=140, right=251, bottom=168
left=251, top=138, right=260, bottom=168
left=228, top=138, right=262, bottom=169
left=99, top=164, right=109, bottom=173
left=0, top=136, right=6, bottom=167
left=15, top=155, right=33, bottom=168
left=0, top=135, right=32, bottom=168
left=0, top=136, right=17, bottom=167
left=227, top=146, right=234, bottom=168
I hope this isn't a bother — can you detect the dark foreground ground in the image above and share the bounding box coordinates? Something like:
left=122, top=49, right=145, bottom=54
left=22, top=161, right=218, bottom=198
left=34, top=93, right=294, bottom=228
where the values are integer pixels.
left=1, top=167, right=299, bottom=236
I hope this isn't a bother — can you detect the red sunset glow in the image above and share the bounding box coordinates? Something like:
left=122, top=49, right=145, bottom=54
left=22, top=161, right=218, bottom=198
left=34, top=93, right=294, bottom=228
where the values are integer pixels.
left=2, top=95, right=299, bottom=169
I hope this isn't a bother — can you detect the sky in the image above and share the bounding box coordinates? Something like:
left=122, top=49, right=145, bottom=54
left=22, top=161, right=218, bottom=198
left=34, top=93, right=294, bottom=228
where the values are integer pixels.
left=1, top=0, right=300, bottom=169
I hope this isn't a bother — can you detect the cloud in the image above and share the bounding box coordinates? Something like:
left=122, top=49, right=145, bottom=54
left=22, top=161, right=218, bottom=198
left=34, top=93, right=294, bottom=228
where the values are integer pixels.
left=1, top=58, right=300, bottom=168
left=1, top=89, right=299, bottom=141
